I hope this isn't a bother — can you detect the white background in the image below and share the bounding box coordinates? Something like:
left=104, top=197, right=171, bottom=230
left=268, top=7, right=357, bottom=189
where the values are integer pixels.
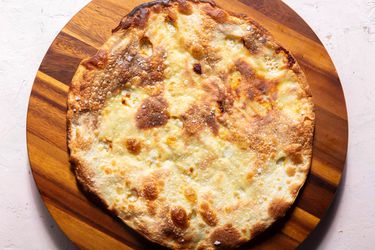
left=0, top=0, right=374, bottom=249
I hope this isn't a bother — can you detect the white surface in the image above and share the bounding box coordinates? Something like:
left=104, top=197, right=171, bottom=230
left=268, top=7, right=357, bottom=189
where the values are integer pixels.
left=0, top=0, right=374, bottom=249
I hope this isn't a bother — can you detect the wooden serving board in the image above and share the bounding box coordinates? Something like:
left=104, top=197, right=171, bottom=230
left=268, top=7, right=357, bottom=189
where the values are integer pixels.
left=27, top=0, right=348, bottom=249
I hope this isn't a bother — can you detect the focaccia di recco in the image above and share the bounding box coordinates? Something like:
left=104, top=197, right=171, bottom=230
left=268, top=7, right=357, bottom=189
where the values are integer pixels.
left=67, top=0, right=315, bottom=249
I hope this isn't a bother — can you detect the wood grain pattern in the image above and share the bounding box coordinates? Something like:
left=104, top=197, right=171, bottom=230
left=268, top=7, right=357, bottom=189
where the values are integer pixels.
left=26, top=0, right=348, bottom=249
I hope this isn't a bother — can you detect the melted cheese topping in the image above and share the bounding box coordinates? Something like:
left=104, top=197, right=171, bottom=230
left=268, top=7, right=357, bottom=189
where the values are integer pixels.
left=68, top=1, right=314, bottom=249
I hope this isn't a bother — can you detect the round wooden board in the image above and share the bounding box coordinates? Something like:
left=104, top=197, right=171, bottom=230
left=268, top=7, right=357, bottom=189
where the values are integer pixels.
left=27, top=0, right=348, bottom=249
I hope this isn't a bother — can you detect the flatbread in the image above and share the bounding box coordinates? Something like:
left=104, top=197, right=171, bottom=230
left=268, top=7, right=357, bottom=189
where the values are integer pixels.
left=67, top=0, right=315, bottom=249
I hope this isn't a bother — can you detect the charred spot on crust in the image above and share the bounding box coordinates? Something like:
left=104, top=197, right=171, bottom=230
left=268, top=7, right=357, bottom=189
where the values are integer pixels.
left=124, top=138, right=142, bottom=154
left=268, top=198, right=290, bottom=219
left=199, top=202, right=218, bottom=226
left=177, top=0, right=193, bottom=15
left=113, top=4, right=153, bottom=32
left=147, top=201, right=157, bottom=215
left=205, top=111, right=219, bottom=134
left=217, top=100, right=226, bottom=113
left=235, top=60, right=254, bottom=79
left=118, top=47, right=166, bottom=87
left=142, top=182, right=159, bottom=200
left=190, top=43, right=206, bottom=60
left=144, top=58, right=165, bottom=86
left=121, top=93, right=131, bottom=105
left=286, top=166, right=296, bottom=177
left=181, top=106, right=204, bottom=134
left=181, top=105, right=218, bottom=135
left=82, top=50, right=108, bottom=70
left=160, top=206, right=193, bottom=244
left=210, top=224, right=245, bottom=249
left=242, top=29, right=267, bottom=54
left=133, top=8, right=151, bottom=29
left=250, top=222, right=267, bottom=238
left=170, top=206, right=189, bottom=229
left=276, top=47, right=296, bottom=68
left=112, top=0, right=216, bottom=32
left=204, top=5, right=228, bottom=23
left=166, top=9, right=178, bottom=25
left=136, top=96, right=170, bottom=129
left=234, top=59, right=275, bottom=99
left=112, top=8, right=150, bottom=32
left=216, top=83, right=234, bottom=114
left=193, top=63, right=202, bottom=74
left=289, top=152, right=303, bottom=164
left=246, top=170, right=255, bottom=182
left=79, top=44, right=166, bottom=111
left=253, top=78, right=271, bottom=94
left=151, top=4, right=163, bottom=13
left=242, top=36, right=257, bottom=54
left=102, top=138, right=113, bottom=150
left=139, top=36, right=153, bottom=57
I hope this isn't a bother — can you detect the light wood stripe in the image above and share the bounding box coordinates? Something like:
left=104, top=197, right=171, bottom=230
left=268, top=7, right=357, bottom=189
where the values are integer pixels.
left=311, top=157, right=342, bottom=186
left=281, top=207, right=320, bottom=242
left=37, top=71, right=69, bottom=92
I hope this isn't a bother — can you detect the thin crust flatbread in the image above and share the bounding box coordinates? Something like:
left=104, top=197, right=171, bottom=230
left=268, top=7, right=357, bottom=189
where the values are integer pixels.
left=67, top=0, right=315, bottom=249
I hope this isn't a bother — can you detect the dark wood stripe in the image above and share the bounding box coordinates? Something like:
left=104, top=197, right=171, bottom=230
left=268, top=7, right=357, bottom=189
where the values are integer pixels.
left=40, top=32, right=97, bottom=85
left=314, top=106, right=348, bottom=162
left=239, top=0, right=320, bottom=43
left=64, top=0, right=125, bottom=48
left=314, top=146, right=346, bottom=171
left=299, top=58, right=341, bottom=84
left=27, top=113, right=67, bottom=152
left=27, top=101, right=66, bottom=134
left=31, top=166, right=83, bottom=202
left=313, top=147, right=346, bottom=173
left=30, top=90, right=66, bottom=112
left=92, top=0, right=130, bottom=21
left=297, top=174, right=337, bottom=218
left=35, top=73, right=68, bottom=95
